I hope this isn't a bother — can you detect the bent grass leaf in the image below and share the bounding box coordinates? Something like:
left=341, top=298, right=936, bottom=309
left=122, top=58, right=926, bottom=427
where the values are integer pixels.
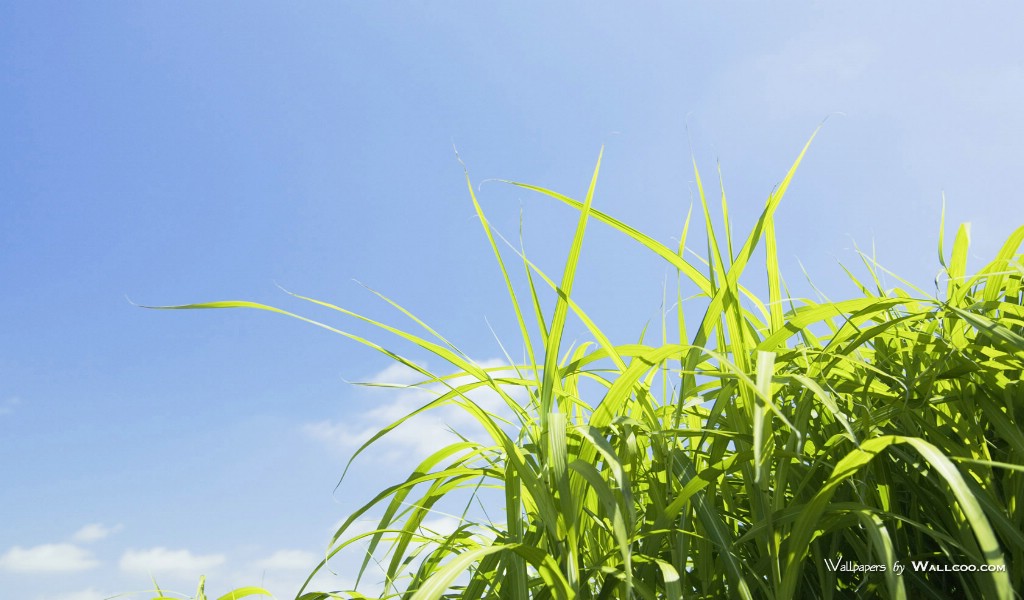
left=145, top=135, right=1022, bottom=599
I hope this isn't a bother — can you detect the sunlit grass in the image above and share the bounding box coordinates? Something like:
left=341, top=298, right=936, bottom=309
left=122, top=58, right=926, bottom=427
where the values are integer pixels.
left=148, top=133, right=1023, bottom=599
left=131, top=575, right=271, bottom=600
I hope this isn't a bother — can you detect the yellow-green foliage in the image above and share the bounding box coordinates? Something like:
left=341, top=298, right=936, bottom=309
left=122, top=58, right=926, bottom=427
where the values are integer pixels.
left=153, top=134, right=1024, bottom=599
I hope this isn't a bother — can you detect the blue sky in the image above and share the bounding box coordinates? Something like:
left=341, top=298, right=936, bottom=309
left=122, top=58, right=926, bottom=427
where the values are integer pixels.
left=2, top=2, right=1023, bottom=599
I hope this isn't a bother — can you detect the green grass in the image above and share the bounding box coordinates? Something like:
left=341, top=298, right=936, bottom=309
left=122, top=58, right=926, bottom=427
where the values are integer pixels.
left=148, top=133, right=1024, bottom=599
left=129, top=575, right=272, bottom=600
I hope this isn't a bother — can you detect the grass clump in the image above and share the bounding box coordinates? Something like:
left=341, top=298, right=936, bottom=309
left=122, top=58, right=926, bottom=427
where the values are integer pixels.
left=152, top=132, right=1023, bottom=599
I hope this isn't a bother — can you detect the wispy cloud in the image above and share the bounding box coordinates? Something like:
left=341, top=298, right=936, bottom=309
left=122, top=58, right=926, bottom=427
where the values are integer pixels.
left=211, top=546, right=359, bottom=600
left=367, top=362, right=431, bottom=386
left=72, top=523, right=123, bottom=544
left=119, top=547, right=225, bottom=577
left=253, top=549, right=318, bottom=571
left=303, top=359, right=526, bottom=462
left=418, top=516, right=461, bottom=537
left=0, top=543, right=99, bottom=572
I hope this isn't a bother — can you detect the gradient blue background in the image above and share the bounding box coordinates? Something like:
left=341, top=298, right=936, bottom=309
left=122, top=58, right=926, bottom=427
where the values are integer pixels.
left=2, top=2, right=1023, bottom=598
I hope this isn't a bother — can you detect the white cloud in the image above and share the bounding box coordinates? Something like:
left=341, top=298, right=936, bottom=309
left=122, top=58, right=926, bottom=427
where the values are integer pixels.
left=0, top=543, right=99, bottom=572
left=367, top=362, right=430, bottom=386
left=304, top=358, right=527, bottom=462
left=303, top=420, right=380, bottom=452
left=72, top=523, right=123, bottom=543
left=328, top=517, right=381, bottom=543
left=418, top=516, right=461, bottom=537
left=119, top=547, right=225, bottom=577
left=253, top=549, right=318, bottom=571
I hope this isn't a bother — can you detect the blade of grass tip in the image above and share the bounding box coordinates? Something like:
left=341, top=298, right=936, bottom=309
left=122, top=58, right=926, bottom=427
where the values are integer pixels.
left=273, top=288, right=518, bottom=403
left=693, top=156, right=726, bottom=276
left=837, top=261, right=877, bottom=299
left=501, top=181, right=713, bottom=297
left=740, top=284, right=772, bottom=334
left=938, top=193, right=948, bottom=269
left=764, top=187, right=784, bottom=334
left=851, top=248, right=932, bottom=298
left=456, top=148, right=540, bottom=378
left=520, top=205, right=550, bottom=344
left=717, top=159, right=735, bottom=264
left=677, top=203, right=694, bottom=260
left=693, top=155, right=743, bottom=412
left=497, top=239, right=624, bottom=374
left=948, top=222, right=971, bottom=299
left=981, top=223, right=1024, bottom=303
left=756, top=296, right=907, bottom=351
left=539, top=147, right=603, bottom=420
left=769, top=124, right=822, bottom=211
left=351, top=279, right=467, bottom=358
left=685, top=128, right=820, bottom=376
left=848, top=237, right=887, bottom=297
left=388, top=363, right=533, bottom=425
left=485, top=316, right=524, bottom=381
left=141, top=299, right=482, bottom=396
left=333, top=376, right=514, bottom=498
left=676, top=203, right=693, bottom=408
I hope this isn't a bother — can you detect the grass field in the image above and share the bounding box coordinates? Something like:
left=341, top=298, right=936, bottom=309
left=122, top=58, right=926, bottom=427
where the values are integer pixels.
left=150, top=134, right=1024, bottom=599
